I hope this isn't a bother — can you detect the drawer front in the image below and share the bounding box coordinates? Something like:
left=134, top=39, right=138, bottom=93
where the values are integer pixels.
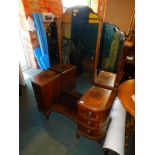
left=77, top=123, right=106, bottom=138
left=78, top=123, right=100, bottom=137
left=78, top=106, right=109, bottom=121
left=77, top=114, right=106, bottom=128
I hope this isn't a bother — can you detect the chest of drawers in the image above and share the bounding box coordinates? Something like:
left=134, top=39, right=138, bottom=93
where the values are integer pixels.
left=31, top=70, right=61, bottom=118
left=77, top=86, right=115, bottom=141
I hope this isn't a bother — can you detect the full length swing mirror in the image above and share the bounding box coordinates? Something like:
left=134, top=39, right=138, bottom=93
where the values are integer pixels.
left=60, top=6, right=99, bottom=93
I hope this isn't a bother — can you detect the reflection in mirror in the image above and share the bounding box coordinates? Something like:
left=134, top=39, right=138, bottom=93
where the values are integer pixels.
left=46, top=19, right=60, bottom=66
left=94, top=22, right=126, bottom=90
left=61, top=6, right=99, bottom=93
left=93, top=1, right=134, bottom=90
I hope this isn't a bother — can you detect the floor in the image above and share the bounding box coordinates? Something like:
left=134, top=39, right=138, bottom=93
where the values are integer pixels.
left=20, top=68, right=106, bottom=155
left=20, top=68, right=134, bottom=155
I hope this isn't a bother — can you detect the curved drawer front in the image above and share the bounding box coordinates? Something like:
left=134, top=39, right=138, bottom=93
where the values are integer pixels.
left=77, top=113, right=109, bottom=128
left=78, top=106, right=109, bottom=120
left=77, top=123, right=108, bottom=138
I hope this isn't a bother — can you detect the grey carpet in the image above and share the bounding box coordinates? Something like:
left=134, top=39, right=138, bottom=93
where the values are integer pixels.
left=21, top=128, right=67, bottom=155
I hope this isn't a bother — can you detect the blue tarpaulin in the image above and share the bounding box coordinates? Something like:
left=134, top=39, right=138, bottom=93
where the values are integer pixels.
left=32, top=12, right=51, bottom=70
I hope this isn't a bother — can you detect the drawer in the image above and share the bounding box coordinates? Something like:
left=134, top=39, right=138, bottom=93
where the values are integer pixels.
left=77, top=114, right=108, bottom=128
left=77, top=123, right=107, bottom=138
left=78, top=106, right=109, bottom=120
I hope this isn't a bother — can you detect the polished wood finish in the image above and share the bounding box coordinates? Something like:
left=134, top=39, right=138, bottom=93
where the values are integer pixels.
left=50, top=95, right=79, bottom=122
left=31, top=70, right=61, bottom=117
left=127, top=9, right=135, bottom=40
left=118, top=79, right=135, bottom=154
left=31, top=70, right=60, bottom=86
left=77, top=86, right=116, bottom=141
left=43, top=89, right=81, bottom=121
left=78, top=86, right=114, bottom=111
left=32, top=71, right=81, bottom=121
left=93, top=0, right=108, bottom=83
left=95, top=71, right=116, bottom=90
left=77, top=113, right=110, bottom=128
left=57, top=17, right=63, bottom=68
left=124, top=40, right=134, bottom=48
left=77, top=122, right=109, bottom=140
left=118, top=79, right=135, bottom=117
left=50, top=64, right=76, bottom=93
left=51, top=64, right=75, bottom=73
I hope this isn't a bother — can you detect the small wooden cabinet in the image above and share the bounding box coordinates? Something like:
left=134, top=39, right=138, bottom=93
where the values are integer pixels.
left=31, top=70, right=61, bottom=117
left=50, top=64, right=76, bottom=93
left=77, top=86, right=115, bottom=141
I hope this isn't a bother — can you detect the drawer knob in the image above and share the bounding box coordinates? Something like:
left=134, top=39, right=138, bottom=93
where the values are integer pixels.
left=88, top=111, right=92, bottom=117
left=88, top=121, right=91, bottom=125
left=87, top=129, right=90, bottom=134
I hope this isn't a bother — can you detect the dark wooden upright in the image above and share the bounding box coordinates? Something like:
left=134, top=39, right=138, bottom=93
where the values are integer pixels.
left=50, top=64, right=76, bottom=93
left=31, top=70, right=61, bottom=118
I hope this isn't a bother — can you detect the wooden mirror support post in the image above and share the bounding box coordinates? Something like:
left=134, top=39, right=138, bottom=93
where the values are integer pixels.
left=57, top=17, right=63, bottom=69
left=93, top=0, right=107, bottom=84
left=127, top=9, right=135, bottom=41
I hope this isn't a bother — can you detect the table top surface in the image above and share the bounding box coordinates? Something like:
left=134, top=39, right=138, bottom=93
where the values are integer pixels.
left=31, top=70, right=60, bottom=86
left=118, top=79, right=135, bottom=117
left=78, top=86, right=113, bottom=111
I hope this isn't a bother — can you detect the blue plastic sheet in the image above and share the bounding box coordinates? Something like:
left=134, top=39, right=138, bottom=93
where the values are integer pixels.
left=32, top=12, right=51, bottom=69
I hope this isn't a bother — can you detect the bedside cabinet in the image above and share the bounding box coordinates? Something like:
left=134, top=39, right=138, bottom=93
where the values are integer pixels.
left=31, top=70, right=61, bottom=118
left=77, top=86, right=115, bottom=141
left=50, top=64, right=76, bottom=93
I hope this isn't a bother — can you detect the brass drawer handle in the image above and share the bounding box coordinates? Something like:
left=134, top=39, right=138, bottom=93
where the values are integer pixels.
left=88, top=111, right=92, bottom=117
